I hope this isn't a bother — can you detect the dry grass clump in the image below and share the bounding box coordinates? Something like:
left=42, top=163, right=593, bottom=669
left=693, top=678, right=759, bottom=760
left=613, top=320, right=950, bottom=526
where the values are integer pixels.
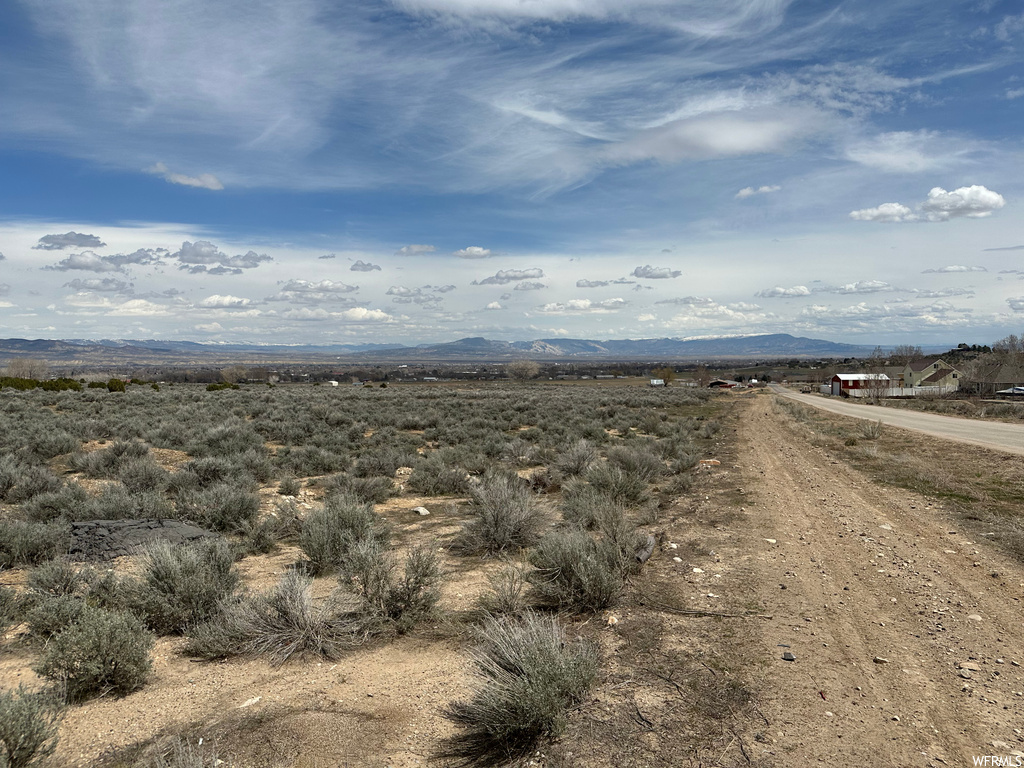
left=299, top=492, right=389, bottom=575
left=441, top=613, right=598, bottom=766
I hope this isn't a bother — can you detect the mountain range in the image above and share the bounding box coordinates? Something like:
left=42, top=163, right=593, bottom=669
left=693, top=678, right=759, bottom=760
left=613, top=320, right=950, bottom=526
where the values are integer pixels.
left=0, top=334, right=880, bottom=368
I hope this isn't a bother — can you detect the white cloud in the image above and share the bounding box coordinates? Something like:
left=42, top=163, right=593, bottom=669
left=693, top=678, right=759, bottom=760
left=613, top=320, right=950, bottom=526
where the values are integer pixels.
left=454, top=246, right=491, bottom=259
left=62, top=277, right=132, bottom=292
left=849, top=202, right=916, bottom=223
left=851, top=185, right=1005, bottom=223
left=735, top=184, right=780, bottom=198
left=514, top=281, right=546, bottom=291
left=145, top=162, right=224, bottom=190
left=655, top=296, right=716, bottom=306
left=194, top=322, right=224, bottom=332
left=485, top=301, right=503, bottom=310
left=844, top=131, right=949, bottom=173
left=631, top=264, right=681, bottom=279
left=921, top=265, right=987, bottom=273
left=577, top=279, right=609, bottom=288
left=1008, top=298, right=1024, bottom=312
left=921, top=185, right=1006, bottom=220
left=473, top=268, right=544, bottom=285
left=755, top=285, right=811, bottom=298
left=198, top=294, right=253, bottom=308
left=44, top=251, right=123, bottom=273
left=174, top=241, right=272, bottom=270
left=106, top=299, right=173, bottom=317
left=339, top=307, right=393, bottom=322
left=33, top=232, right=106, bottom=250
left=816, top=280, right=896, bottom=295
left=637, top=313, right=656, bottom=321
left=395, top=244, right=436, bottom=256
left=283, top=307, right=330, bottom=321
left=350, top=260, right=381, bottom=272
left=281, top=279, right=357, bottom=294
left=538, top=297, right=625, bottom=313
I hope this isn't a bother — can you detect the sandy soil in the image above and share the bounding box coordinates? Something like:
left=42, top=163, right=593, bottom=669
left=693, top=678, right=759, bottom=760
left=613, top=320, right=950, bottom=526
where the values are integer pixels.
left=737, top=398, right=1024, bottom=766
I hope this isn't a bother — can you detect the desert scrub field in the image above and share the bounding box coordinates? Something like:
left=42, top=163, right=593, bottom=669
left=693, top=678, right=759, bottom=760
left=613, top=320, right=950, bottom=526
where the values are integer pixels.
left=0, top=381, right=738, bottom=767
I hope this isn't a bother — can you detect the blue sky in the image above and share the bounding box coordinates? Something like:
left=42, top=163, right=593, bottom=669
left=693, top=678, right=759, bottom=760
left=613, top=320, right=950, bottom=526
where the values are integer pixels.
left=1, top=0, right=1022, bottom=346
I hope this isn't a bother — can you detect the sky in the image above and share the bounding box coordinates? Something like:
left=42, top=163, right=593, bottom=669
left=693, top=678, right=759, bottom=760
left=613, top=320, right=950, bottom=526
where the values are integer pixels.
left=0, top=0, right=1022, bottom=347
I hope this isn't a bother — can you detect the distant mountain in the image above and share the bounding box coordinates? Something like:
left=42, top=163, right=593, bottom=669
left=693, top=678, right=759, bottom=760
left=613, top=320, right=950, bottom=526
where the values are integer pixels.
left=0, top=333, right=878, bottom=368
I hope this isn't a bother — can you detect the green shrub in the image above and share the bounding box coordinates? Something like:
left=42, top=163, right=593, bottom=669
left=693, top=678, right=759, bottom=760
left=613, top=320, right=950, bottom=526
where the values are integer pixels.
left=0, top=521, right=69, bottom=568
left=35, top=606, right=153, bottom=702
left=299, top=493, right=389, bottom=575
left=346, top=541, right=441, bottom=631
left=25, top=595, right=86, bottom=640
left=118, top=458, right=170, bottom=493
left=324, top=474, right=395, bottom=504
left=0, top=586, right=23, bottom=635
left=27, top=560, right=83, bottom=598
left=176, top=484, right=260, bottom=533
left=443, top=613, right=598, bottom=765
left=454, top=471, right=546, bottom=555
left=553, top=439, right=598, bottom=477
left=0, top=685, right=64, bottom=768
left=107, top=378, right=127, bottom=393
left=406, top=457, right=469, bottom=496
left=133, top=539, right=240, bottom=634
left=606, top=445, right=666, bottom=483
left=278, top=476, right=301, bottom=496
left=528, top=529, right=627, bottom=612
left=3, top=465, right=63, bottom=504
left=21, top=484, right=90, bottom=523
left=584, top=463, right=649, bottom=507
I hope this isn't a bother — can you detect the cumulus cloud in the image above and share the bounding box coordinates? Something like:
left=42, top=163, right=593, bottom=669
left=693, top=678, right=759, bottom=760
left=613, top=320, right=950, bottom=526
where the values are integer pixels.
left=485, top=301, right=504, bottom=310
left=849, top=202, right=916, bottom=223
left=514, top=281, right=546, bottom=291
left=318, top=253, right=336, bottom=260
left=145, top=162, right=224, bottom=190
left=395, top=244, right=436, bottom=256
left=339, top=307, right=392, bottom=321
left=637, top=313, right=656, bottom=321
left=198, top=294, right=253, bottom=308
left=736, top=184, right=780, bottom=199
left=386, top=285, right=450, bottom=305
left=194, top=322, right=224, bottom=333
left=755, top=285, right=811, bottom=298
left=851, top=185, right=1005, bottom=223
left=350, top=259, right=381, bottom=271
left=655, top=296, right=716, bottom=306
left=173, top=241, right=272, bottom=271
left=631, top=264, right=681, bottom=279
left=454, top=246, right=491, bottom=259
left=63, top=278, right=132, bottom=293
left=472, top=268, right=544, bottom=285
left=538, top=297, right=625, bottom=313
left=815, top=280, right=897, bottom=295
left=267, top=279, right=360, bottom=305
left=1008, top=298, right=1024, bottom=312
left=106, top=299, right=173, bottom=317
left=33, top=232, right=106, bottom=250
left=576, top=279, right=609, bottom=288
left=283, top=307, right=331, bottom=321
left=912, top=288, right=975, bottom=298
left=43, top=251, right=123, bottom=273
left=921, top=265, right=987, bottom=273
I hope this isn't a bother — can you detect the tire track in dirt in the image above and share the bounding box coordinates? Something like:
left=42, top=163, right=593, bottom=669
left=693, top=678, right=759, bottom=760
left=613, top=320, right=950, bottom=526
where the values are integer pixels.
left=737, top=398, right=1024, bottom=767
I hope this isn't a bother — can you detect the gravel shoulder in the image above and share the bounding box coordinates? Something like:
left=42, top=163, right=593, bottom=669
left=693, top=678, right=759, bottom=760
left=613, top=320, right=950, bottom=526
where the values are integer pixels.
left=771, top=385, right=1024, bottom=456
left=738, top=397, right=1024, bottom=766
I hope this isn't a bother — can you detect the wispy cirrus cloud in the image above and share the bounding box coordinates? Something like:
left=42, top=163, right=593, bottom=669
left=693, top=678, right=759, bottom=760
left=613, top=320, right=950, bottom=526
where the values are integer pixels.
left=145, top=162, right=224, bottom=190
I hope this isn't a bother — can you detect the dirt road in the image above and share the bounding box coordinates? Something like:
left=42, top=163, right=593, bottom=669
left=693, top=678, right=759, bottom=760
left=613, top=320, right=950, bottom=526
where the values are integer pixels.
left=771, top=385, right=1024, bottom=456
left=736, top=397, right=1024, bottom=766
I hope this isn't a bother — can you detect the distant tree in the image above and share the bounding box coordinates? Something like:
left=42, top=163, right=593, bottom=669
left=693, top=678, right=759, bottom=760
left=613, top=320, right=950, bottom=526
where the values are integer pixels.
left=889, top=344, right=923, bottom=366
left=693, top=364, right=711, bottom=387
left=651, top=367, right=676, bottom=385
left=507, top=360, right=541, bottom=381
left=220, top=365, right=248, bottom=384
left=5, top=358, right=48, bottom=380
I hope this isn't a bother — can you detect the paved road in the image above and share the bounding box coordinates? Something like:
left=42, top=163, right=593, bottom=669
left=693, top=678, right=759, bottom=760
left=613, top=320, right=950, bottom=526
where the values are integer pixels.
left=769, top=384, right=1024, bottom=456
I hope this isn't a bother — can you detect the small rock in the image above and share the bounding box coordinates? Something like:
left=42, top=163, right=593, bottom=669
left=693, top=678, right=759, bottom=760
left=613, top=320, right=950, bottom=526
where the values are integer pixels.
left=959, top=671, right=973, bottom=680
left=967, top=614, right=983, bottom=622
left=992, top=740, right=1012, bottom=751
left=873, top=657, right=890, bottom=664
left=668, top=543, right=678, bottom=549
left=239, top=696, right=262, bottom=708
left=958, top=662, right=981, bottom=672
left=825, top=711, right=834, bottom=717
left=782, top=651, right=796, bottom=662
left=891, top=715, right=900, bottom=722
left=765, top=538, right=777, bottom=544
left=412, top=506, right=430, bottom=516
left=879, top=524, right=892, bottom=531
left=672, top=556, right=683, bottom=563
left=606, top=615, right=619, bottom=627
left=692, top=567, right=704, bottom=573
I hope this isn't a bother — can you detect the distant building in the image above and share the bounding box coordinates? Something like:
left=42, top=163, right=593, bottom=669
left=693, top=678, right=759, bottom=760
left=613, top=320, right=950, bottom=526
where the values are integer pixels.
left=707, top=379, right=740, bottom=389
left=903, top=358, right=960, bottom=389
left=831, top=373, right=889, bottom=397
left=649, top=379, right=665, bottom=387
